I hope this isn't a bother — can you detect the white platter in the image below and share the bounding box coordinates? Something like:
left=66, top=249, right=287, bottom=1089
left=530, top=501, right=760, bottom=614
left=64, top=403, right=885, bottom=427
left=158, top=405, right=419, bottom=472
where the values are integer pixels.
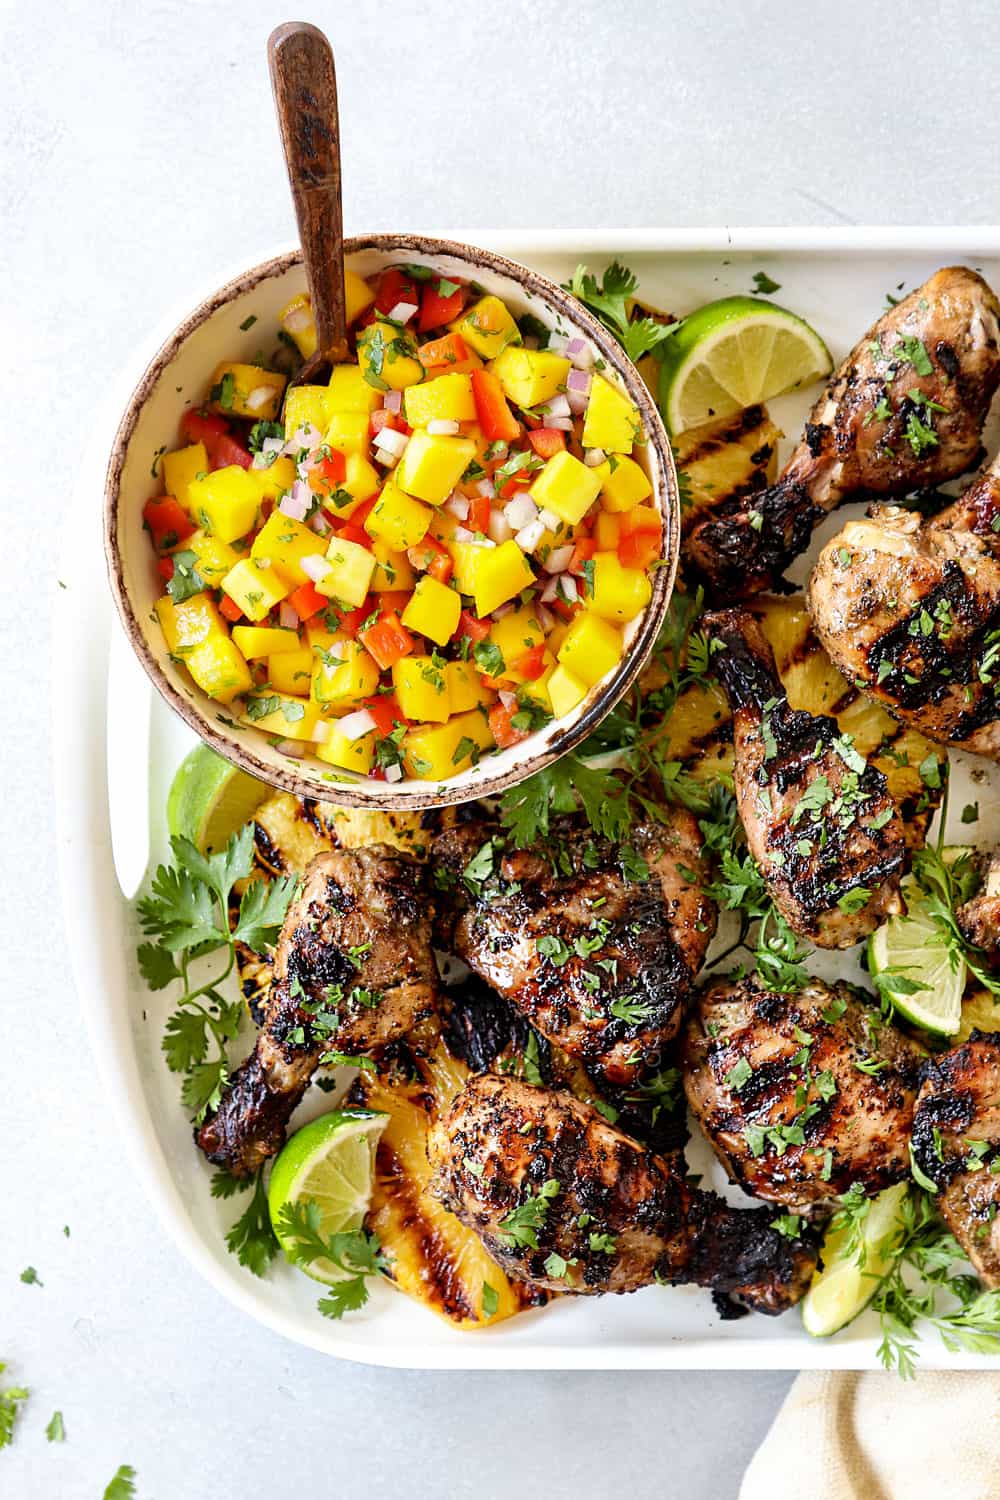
left=55, top=228, right=1000, bottom=1368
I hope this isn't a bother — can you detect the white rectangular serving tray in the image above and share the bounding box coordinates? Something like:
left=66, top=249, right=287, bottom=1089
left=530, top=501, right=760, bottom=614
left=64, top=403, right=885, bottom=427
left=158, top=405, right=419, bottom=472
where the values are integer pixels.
left=54, top=228, right=1000, bottom=1368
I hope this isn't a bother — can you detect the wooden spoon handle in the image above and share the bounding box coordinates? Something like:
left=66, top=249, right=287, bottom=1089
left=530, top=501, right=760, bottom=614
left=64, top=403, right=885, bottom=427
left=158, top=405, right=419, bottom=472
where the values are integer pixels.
left=267, top=22, right=348, bottom=363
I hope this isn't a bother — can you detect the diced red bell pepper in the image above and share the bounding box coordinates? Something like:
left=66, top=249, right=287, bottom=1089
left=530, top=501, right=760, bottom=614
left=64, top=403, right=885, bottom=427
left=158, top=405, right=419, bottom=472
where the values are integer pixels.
left=377, top=590, right=413, bottom=616
left=457, top=608, right=491, bottom=643
left=489, top=701, right=528, bottom=749
left=419, top=278, right=465, bottom=332
left=618, top=526, right=662, bottom=571
left=156, top=557, right=175, bottom=582
left=470, top=369, right=520, bottom=443
left=309, top=450, right=347, bottom=495
left=408, top=535, right=454, bottom=584
left=370, top=408, right=408, bottom=438
left=569, top=537, right=597, bottom=574
left=180, top=408, right=252, bottom=470
left=219, top=595, right=243, bottom=623
left=418, top=333, right=470, bottom=370
left=336, top=523, right=372, bottom=550
left=359, top=611, right=414, bottom=670
left=375, top=267, right=420, bottom=316
left=467, top=493, right=492, bottom=534
left=511, top=642, right=548, bottom=681
left=143, top=496, right=195, bottom=550
left=287, top=580, right=328, bottom=620
left=362, top=694, right=409, bottom=737
left=551, top=596, right=581, bottom=623
left=526, top=427, right=566, bottom=460
left=334, top=598, right=373, bottom=635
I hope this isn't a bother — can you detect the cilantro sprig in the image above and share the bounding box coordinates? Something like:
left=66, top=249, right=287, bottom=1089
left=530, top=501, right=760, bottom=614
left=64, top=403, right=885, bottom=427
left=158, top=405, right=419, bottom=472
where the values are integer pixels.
left=0, top=1363, right=28, bottom=1450
left=566, top=261, right=679, bottom=364
left=275, top=1199, right=385, bottom=1320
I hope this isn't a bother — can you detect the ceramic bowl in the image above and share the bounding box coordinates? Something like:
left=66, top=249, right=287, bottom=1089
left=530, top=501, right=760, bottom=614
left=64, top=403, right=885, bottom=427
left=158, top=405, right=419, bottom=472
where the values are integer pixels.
left=104, top=233, right=680, bottom=808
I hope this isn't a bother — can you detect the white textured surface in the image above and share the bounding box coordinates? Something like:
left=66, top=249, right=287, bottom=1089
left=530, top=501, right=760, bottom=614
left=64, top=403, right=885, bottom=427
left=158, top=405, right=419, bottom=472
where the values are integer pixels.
left=3, top=0, right=998, bottom=1494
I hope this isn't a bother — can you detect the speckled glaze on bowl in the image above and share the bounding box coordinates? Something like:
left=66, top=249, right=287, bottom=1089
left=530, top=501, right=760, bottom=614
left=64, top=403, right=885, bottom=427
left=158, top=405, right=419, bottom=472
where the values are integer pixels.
left=104, top=234, right=680, bottom=809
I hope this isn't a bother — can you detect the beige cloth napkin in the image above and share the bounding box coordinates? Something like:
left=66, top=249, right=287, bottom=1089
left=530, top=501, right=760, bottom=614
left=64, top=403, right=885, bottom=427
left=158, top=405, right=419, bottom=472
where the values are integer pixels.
left=740, top=1371, right=1000, bottom=1500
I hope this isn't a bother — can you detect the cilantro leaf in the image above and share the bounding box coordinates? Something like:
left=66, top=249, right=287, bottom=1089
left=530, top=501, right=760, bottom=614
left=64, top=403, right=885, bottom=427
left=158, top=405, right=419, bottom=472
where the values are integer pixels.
left=225, top=1171, right=280, bottom=1278
left=232, top=873, right=299, bottom=952
left=565, top=261, right=678, bottom=364
left=45, top=1410, right=65, bottom=1443
left=136, top=941, right=180, bottom=990
left=103, top=1466, right=138, bottom=1500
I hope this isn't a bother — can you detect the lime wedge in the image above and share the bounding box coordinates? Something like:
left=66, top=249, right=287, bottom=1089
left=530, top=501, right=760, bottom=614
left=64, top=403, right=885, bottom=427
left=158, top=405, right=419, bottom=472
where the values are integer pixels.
left=802, top=1182, right=908, bottom=1338
left=658, top=296, right=832, bottom=434
left=167, top=744, right=269, bottom=853
left=268, top=1110, right=387, bottom=1285
left=868, top=865, right=967, bottom=1038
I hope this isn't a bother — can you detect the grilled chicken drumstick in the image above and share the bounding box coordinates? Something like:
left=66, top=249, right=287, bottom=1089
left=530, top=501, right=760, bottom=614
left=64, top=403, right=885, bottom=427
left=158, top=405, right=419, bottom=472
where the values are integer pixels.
left=198, top=846, right=438, bottom=1177
left=686, top=267, right=1000, bottom=595
left=809, top=454, right=1000, bottom=759
left=429, top=1073, right=818, bottom=1314
left=704, top=608, right=906, bottom=946
left=683, top=975, right=923, bottom=1212
left=957, top=853, right=1000, bottom=964
left=432, top=812, right=716, bottom=1088
left=912, top=1032, right=1000, bottom=1285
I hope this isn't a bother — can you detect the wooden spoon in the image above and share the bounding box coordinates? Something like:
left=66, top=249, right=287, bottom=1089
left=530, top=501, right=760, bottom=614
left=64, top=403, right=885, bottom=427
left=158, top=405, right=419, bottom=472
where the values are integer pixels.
left=267, top=20, right=348, bottom=405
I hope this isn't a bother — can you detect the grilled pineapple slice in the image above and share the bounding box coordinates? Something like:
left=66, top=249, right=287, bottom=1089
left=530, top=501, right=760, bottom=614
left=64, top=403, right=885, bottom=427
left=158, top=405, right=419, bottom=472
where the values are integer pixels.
left=641, top=593, right=942, bottom=843
left=673, top=407, right=782, bottom=529
left=354, top=1046, right=545, bottom=1328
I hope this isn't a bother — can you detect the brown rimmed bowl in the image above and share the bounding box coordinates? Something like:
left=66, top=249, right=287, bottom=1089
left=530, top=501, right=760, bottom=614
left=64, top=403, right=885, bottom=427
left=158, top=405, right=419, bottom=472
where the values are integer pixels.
left=104, top=234, right=680, bottom=809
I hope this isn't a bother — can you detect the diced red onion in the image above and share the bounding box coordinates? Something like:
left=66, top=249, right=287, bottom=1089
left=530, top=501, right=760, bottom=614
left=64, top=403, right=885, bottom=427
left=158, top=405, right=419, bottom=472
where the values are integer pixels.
left=487, top=509, right=513, bottom=544
left=504, top=493, right=539, bottom=530
left=515, top=518, right=546, bottom=553
left=283, top=305, right=312, bottom=335
left=499, top=690, right=518, bottom=711
left=383, top=389, right=403, bottom=414
left=544, top=544, right=575, bottom=574
left=387, top=300, right=419, bottom=324
left=566, top=337, right=595, bottom=369
left=253, top=435, right=287, bottom=469
left=546, top=334, right=569, bottom=356
left=584, top=448, right=607, bottom=467
left=374, top=448, right=398, bottom=469
left=325, top=640, right=348, bottom=662
left=453, top=525, right=474, bottom=543
left=375, top=427, right=409, bottom=459
left=310, top=513, right=331, bottom=537
left=301, top=553, right=332, bottom=583
left=566, top=368, right=592, bottom=394
left=492, top=601, right=515, bottom=619
left=566, top=388, right=589, bottom=416
left=428, top=418, right=460, bottom=436
left=540, top=394, right=572, bottom=420
left=285, top=425, right=319, bottom=456
left=384, top=762, right=403, bottom=783
left=544, top=416, right=574, bottom=432
left=540, top=575, right=561, bottom=603
left=476, top=478, right=496, bottom=499
left=277, top=739, right=305, bottom=757
left=279, top=491, right=309, bottom=522
left=279, top=602, right=299, bottom=630
left=536, top=604, right=555, bottom=632
left=558, top=574, right=579, bottom=603
left=310, top=720, right=331, bottom=743
left=445, top=493, right=470, bottom=520
left=338, top=708, right=378, bottom=741
left=536, top=507, right=561, bottom=531
left=246, top=384, right=281, bottom=414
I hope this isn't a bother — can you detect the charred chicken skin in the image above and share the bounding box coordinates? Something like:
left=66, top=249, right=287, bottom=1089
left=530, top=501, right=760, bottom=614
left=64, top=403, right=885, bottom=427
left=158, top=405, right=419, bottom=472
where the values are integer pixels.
left=705, top=608, right=906, bottom=946
left=198, top=846, right=438, bottom=1176
left=809, top=454, right=1000, bottom=760
left=432, top=812, right=716, bottom=1088
left=682, top=975, right=924, bottom=1213
left=912, top=1032, right=1000, bottom=1286
left=429, top=1073, right=818, bottom=1314
left=686, top=267, right=1000, bottom=595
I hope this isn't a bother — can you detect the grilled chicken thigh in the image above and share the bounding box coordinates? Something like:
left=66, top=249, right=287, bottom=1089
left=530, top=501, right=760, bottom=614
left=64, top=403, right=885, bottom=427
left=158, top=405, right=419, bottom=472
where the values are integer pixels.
left=957, top=853, right=1000, bottom=964
left=683, top=976, right=923, bottom=1212
left=198, top=846, right=438, bottom=1176
left=686, top=267, right=1000, bottom=595
left=808, top=454, right=1000, bottom=759
left=704, top=608, right=906, bottom=946
left=911, top=1032, right=1000, bottom=1285
left=432, top=812, right=716, bottom=1088
left=429, top=1073, right=818, bottom=1314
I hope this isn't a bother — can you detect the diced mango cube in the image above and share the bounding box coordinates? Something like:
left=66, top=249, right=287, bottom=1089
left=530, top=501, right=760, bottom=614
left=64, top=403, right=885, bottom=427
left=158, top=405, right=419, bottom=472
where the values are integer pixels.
left=221, top=558, right=291, bottom=621
left=187, top=466, right=261, bottom=544
left=316, top=723, right=376, bottom=774
left=154, top=596, right=252, bottom=703
left=186, top=635, right=253, bottom=704
left=242, top=694, right=320, bottom=741
left=446, top=659, right=494, bottom=712
left=547, top=663, right=588, bottom=718
left=403, top=373, right=476, bottom=428
left=402, top=575, right=461, bottom=646
left=364, top=480, right=432, bottom=552
left=600, top=454, right=652, bottom=512
left=318, top=537, right=377, bottom=607
left=402, top=707, right=493, bottom=779
left=369, top=538, right=416, bottom=592
left=455, top=295, right=521, bottom=359
left=210, top=363, right=287, bottom=422
left=312, top=637, right=380, bottom=708
left=155, top=592, right=222, bottom=653
left=472, top=540, right=535, bottom=618
left=231, top=625, right=301, bottom=659
left=358, top=321, right=424, bottom=392
left=320, top=452, right=381, bottom=522
left=283, top=385, right=329, bottom=441
left=518, top=667, right=554, bottom=715
left=280, top=293, right=318, bottom=359
left=529, top=451, right=602, bottom=526
left=267, top=646, right=314, bottom=695
left=488, top=604, right=546, bottom=675
left=618, top=503, right=660, bottom=537
left=594, top=510, right=623, bottom=550
left=449, top=540, right=489, bottom=597
left=251, top=511, right=329, bottom=588
left=346, top=272, right=375, bottom=324
left=450, top=707, right=495, bottom=753
left=557, top=613, right=623, bottom=687
left=187, top=529, right=242, bottom=586
left=586, top=552, right=652, bottom=622
left=490, top=346, right=571, bottom=409
left=392, top=656, right=451, bottom=722
left=162, top=443, right=207, bottom=509
left=395, top=431, right=476, bottom=506
left=323, top=410, right=370, bottom=455
left=581, top=374, right=641, bottom=453
left=328, top=364, right=382, bottom=415
left=248, top=456, right=297, bottom=502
